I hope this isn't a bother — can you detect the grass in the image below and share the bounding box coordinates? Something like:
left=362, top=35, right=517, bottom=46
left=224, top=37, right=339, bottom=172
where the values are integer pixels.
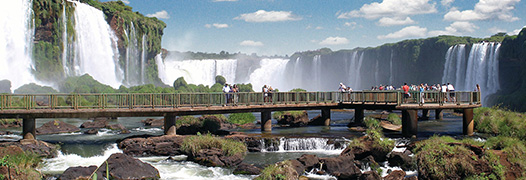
left=227, top=113, right=256, bottom=125
left=386, top=113, right=401, bottom=125
left=485, top=136, right=526, bottom=177
left=180, top=133, right=247, bottom=157
left=175, top=116, right=200, bottom=128
left=254, top=160, right=297, bottom=180
left=272, top=111, right=305, bottom=120
left=0, top=147, right=42, bottom=180
left=474, top=107, right=526, bottom=140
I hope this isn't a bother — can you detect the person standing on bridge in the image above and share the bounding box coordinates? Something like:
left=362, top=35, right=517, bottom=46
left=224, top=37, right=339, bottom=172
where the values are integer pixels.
left=402, top=83, right=410, bottom=103
left=419, top=84, right=425, bottom=105
left=262, top=85, right=269, bottom=103
left=447, top=83, right=455, bottom=102
left=223, top=84, right=231, bottom=105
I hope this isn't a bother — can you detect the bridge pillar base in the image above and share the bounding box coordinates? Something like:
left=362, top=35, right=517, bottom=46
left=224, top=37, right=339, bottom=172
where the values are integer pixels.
left=321, top=108, right=331, bottom=126
left=463, top=109, right=474, bottom=136
left=261, top=111, right=272, bottom=132
left=22, top=117, right=36, bottom=139
left=435, top=109, right=443, bottom=120
left=421, top=109, right=429, bottom=120
left=354, top=108, right=364, bottom=125
left=164, top=115, right=177, bottom=135
left=402, top=110, right=418, bottom=138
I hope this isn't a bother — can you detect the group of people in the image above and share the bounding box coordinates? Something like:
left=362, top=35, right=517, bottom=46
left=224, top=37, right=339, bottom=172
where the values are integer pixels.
left=262, top=85, right=274, bottom=103
left=401, top=83, right=456, bottom=104
left=222, top=83, right=239, bottom=105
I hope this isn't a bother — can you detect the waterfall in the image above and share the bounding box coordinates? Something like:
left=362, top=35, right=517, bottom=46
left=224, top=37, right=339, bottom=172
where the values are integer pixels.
left=159, top=58, right=238, bottom=86
left=248, top=58, right=290, bottom=91
left=124, top=22, right=140, bottom=85
left=292, top=57, right=302, bottom=89
left=61, top=0, right=69, bottom=76
left=0, top=0, right=36, bottom=89
left=141, top=34, right=147, bottom=84
left=389, top=50, right=394, bottom=85
left=70, top=1, right=122, bottom=88
left=312, top=55, right=322, bottom=90
left=441, top=42, right=500, bottom=103
left=260, top=137, right=346, bottom=153
left=347, top=51, right=363, bottom=90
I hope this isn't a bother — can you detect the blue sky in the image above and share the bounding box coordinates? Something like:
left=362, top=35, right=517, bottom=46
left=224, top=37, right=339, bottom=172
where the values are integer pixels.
left=103, top=0, right=525, bottom=56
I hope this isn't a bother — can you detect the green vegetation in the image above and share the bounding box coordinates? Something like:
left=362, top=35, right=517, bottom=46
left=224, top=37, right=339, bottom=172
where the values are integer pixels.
left=413, top=136, right=504, bottom=180
left=180, top=133, right=247, bottom=157
left=173, top=77, right=253, bottom=93
left=255, top=160, right=297, bottom=180
left=0, top=147, right=42, bottom=180
left=289, top=88, right=306, bottom=92
left=474, top=107, right=526, bottom=140
left=227, top=113, right=256, bottom=125
left=14, top=83, right=58, bottom=94
left=175, top=116, right=200, bottom=128
left=363, top=117, right=395, bottom=152
left=386, top=113, right=401, bottom=125
left=485, top=136, right=526, bottom=177
left=272, top=111, right=305, bottom=120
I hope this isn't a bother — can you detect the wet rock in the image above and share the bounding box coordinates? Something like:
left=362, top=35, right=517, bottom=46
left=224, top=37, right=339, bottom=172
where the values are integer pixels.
left=95, top=153, right=160, bottom=180
left=0, top=131, right=13, bottom=135
left=36, top=120, right=80, bottom=135
left=308, top=114, right=330, bottom=126
left=360, top=171, right=381, bottom=180
left=142, top=118, right=164, bottom=127
left=0, top=139, right=59, bottom=158
left=388, top=150, right=414, bottom=171
left=0, top=118, right=21, bottom=128
left=383, top=170, right=406, bottom=180
left=237, top=123, right=257, bottom=129
left=59, top=165, right=97, bottom=180
left=276, top=111, right=309, bottom=127
left=80, top=119, right=108, bottom=128
left=289, top=159, right=306, bottom=175
left=340, top=136, right=390, bottom=162
left=297, top=154, right=320, bottom=170
left=319, top=156, right=362, bottom=179
left=187, top=148, right=244, bottom=168
left=233, top=163, right=261, bottom=175
left=105, top=124, right=130, bottom=134
left=118, top=135, right=185, bottom=156
left=84, top=128, right=99, bottom=135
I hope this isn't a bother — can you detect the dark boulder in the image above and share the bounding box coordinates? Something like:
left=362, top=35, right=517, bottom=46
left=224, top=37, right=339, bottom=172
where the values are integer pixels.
left=388, top=150, right=414, bottom=171
left=84, top=129, right=98, bottom=135
left=105, top=124, right=130, bottom=134
left=276, top=111, right=310, bottom=127
left=58, top=165, right=97, bottom=180
left=289, top=159, right=306, bottom=175
left=187, top=147, right=244, bottom=167
left=95, top=153, right=160, bottom=180
left=142, top=118, right=164, bottom=127
left=360, top=171, right=381, bottom=180
left=308, top=114, right=330, bottom=126
left=383, top=170, right=406, bottom=180
left=237, top=123, right=257, bottom=129
left=118, top=135, right=185, bottom=156
left=36, top=120, right=80, bottom=135
left=0, top=139, right=59, bottom=158
left=340, top=136, right=390, bottom=162
left=80, top=119, right=108, bottom=129
left=319, top=156, right=362, bottom=179
left=297, top=154, right=320, bottom=170
left=233, top=163, right=262, bottom=175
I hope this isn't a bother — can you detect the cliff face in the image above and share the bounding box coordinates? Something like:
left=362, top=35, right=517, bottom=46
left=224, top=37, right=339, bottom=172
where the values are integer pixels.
left=488, top=28, right=526, bottom=111
left=32, top=0, right=166, bottom=85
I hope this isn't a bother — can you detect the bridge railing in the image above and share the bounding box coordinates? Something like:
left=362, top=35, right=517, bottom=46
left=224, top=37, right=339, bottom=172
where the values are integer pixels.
left=0, top=91, right=480, bottom=110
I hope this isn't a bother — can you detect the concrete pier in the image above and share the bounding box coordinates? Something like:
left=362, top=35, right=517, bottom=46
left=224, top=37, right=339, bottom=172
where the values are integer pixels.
left=354, top=108, right=364, bottom=125
left=463, top=108, right=474, bottom=136
left=164, top=115, right=177, bottom=135
left=321, top=108, right=331, bottom=126
left=402, top=110, right=418, bottom=138
left=22, top=117, right=36, bottom=139
left=435, top=109, right=443, bottom=120
left=261, top=110, right=272, bottom=132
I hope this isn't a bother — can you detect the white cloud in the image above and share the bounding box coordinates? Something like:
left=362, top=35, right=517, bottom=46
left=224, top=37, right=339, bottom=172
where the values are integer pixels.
left=240, top=40, right=264, bottom=46
left=205, top=23, right=229, bottom=28
left=428, top=21, right=479, bottom=36
left=444, top=0, right=520, bottom=22
left=344, top=22, right=357, bottom=27
left=377, top=17, right=415, bottom=26
left=234, top=10, right=302, bottom=22
left=147, top=10, right=170, bottom=19
left=120, top=0, right=130, bottom=4
left=377, top=26, right=427, bottom=39
left=488, top=27, right=506, bottom=34
left=337, top=0, right=437, bottom=19
left=441, top=0, right=454, bottom=7
left=319, top=37, right=350, bottom=45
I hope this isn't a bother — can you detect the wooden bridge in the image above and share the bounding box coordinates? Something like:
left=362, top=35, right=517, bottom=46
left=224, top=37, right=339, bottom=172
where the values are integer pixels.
left=0, top=91, right=481, bottom=139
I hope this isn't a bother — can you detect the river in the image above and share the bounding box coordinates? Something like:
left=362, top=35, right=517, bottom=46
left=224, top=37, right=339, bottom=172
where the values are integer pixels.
left=0, top=110, right=465, bottom=179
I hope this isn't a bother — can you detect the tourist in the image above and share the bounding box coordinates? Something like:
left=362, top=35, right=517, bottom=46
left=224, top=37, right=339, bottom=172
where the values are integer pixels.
left=268, top=86, right=274, bottom=103
left=447, top=83, right=455, bottom=102
left=475, top=84, right=481, bottom=92
left=339, top=83, right=347, bottom=102
left=262, top=85, right=269, bottom=103
left=223, top=84, right=231, bottom=105
left=441, top=84, right=447, bottom=102
left=232, top=84, right=239, bottom=105
left=419, top=84, right=425, bottom=105
left=402, top=83, right=410, bottom=103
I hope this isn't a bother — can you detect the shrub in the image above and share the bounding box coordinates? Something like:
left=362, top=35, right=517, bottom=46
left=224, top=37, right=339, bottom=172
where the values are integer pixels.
left=272, top=111, right=305, bottom=120
left=180, top=133, right=246, bottom=157
left=474, top=107, right=526, bottom=140
left=484, top=136, right=526, bottom=177
left=227, top=113, right=256, bottom=125
left=255, top=160, right=297, bottom=180
left=175, top=116, right=200, bottom=128
left=387, top=113, right=401, bottom=125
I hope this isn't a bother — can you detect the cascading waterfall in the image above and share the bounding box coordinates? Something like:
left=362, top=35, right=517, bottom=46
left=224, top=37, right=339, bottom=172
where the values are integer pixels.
left=260, top=137, right=346, bottom=153
left=441, top=42, right=500, bottom=104
left=0, top=0, right=36, bottom=89
left=292, top=57, right=302, bottom=89
left=61, top=0, right=69, bottom=76
left=70, top=1, right=122, bottom=88
left=141, top=34, right=147, bottom=84
left=158, top=58, right=238, bottom=86
left=124, top=22, right=140, bottom=85
left=312, top=55, right=322, bottom=90
left=346, top=51, right=363, bottom=90
left=389, top=50, right=394, bottom=85
left=248, top=58, right=290, bottom=91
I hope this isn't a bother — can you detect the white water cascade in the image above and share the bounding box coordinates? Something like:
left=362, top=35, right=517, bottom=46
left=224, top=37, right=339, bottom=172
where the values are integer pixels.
left=70, top=1, right=122, bottom=88
left=158, top=58, right=238, bottom=87
left=260, top=137, right=346, bottom=154
left=311, top=55, right=322, bottom=90
left=346, top=51, right=364, bottom=90
left=441, top=42, right=500, bottom=104
left=141, top=34, right=147, bottom=84
left=0, top=0, right=36, bottom=89
left=248, top=58, right=290, bottom=91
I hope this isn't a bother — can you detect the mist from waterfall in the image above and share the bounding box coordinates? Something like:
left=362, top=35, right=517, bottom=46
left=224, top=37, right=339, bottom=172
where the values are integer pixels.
left=157, top=56, right=238, bottom=87
left=442, top=42, right=501, bottom=103
left=248, top=58, right=290, bottom=91
left=0, top=0, right=36, bottom=89
left=70, top=1, right=123, bottom=88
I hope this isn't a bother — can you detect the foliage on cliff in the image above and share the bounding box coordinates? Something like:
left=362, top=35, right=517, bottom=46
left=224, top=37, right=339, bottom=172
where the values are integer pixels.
left=487, top=28, right=526, bottom=111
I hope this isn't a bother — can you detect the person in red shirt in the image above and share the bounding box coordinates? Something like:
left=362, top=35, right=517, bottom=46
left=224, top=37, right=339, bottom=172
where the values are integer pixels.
left=402, top=83, right=410, bottom=103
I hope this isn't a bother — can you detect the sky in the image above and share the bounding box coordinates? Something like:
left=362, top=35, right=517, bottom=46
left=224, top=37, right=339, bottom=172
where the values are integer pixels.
left=102, top=0, right=526, bottom=56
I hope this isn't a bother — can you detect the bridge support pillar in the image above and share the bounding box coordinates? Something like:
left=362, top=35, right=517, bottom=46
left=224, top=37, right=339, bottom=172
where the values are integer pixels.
left=321, top=108, right=331, bottom=126
left=435, top=109, right=443, bottom=120
left=402, top=110, right=418, bottom=138
left=261, top=111, right=272, bottom=132
left=164, top=115, right=177, bottom=135
left=463, top=108, right=474, bottom=136
left=354, top=108, right=364, bottom=125
left=22, top=117, right=36, bottom=139
left=421, top=109, right=429, bottom=120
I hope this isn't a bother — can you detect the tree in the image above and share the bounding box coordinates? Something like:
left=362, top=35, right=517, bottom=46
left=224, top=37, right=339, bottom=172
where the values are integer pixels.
left=173, top=77, right=187, bottom=90
left=215, top=75, right=226, bottom=85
